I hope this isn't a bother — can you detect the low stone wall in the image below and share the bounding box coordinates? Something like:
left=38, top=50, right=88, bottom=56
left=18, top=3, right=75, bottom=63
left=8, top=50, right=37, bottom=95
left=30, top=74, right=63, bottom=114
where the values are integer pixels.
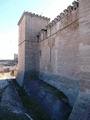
left=69, top=92, right=90, bottom=120
left=39, top=71, right=79, bottom=107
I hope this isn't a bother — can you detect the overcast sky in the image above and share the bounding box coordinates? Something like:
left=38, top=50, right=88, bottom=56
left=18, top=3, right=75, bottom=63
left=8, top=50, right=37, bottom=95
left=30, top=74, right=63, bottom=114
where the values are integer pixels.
left=0, top=0, right=74, bottom=59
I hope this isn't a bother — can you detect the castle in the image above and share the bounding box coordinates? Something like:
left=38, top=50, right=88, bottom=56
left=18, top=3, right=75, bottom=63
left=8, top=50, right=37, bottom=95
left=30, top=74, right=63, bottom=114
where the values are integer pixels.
left=17, top=0, right=90, bottom=119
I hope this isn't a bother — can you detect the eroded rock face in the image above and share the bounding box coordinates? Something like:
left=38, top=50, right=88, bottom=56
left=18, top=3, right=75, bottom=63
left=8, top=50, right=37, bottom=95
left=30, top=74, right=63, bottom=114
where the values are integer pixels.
left=24, top=79, right=72, bottom=120
left=79, top=106, right=90, bottom=120
left=0, top=79, right=24, bottom=114
left=0, top=80, right=9, bottom=89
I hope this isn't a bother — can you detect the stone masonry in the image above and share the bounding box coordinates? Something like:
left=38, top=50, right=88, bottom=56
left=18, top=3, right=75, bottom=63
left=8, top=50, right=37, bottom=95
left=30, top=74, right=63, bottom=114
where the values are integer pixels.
left=17, top=12, right=50, bottom=86
left=17, top=0, right=90, bottom=119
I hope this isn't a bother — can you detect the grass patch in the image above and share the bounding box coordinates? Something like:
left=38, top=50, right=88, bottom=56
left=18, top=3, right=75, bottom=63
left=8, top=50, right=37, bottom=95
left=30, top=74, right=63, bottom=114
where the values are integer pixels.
left=13, top=80, right=51, bottom=120
left=0, top=107, right=29, bottom=120
left=42, top=82, right=67, bottom=98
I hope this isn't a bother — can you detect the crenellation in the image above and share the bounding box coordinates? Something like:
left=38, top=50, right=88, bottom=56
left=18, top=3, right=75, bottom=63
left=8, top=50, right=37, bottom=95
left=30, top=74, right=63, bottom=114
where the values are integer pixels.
left=60, top=12, right=64, bottom=18
left=67, top=5, right=73, bottom=12
left=72, top=1, right=79, bottom=10
left=35, top=14, right=39, bottom=17
left=18, top=11, right=50, bottom=25
left=56, top=15, right=61, bottom=21
left=54, top=18, right=58, bottom=23
left=44, top=15, right=50, bottom=20
left=46, top=3, right=79, bottom=37
left=46, top=1, right=79, bottom=29
left=63, top=9, right=68, bottom=15
left=31, top=13, right=35, bottom=17
left=51, top=20, right=56, bottom=25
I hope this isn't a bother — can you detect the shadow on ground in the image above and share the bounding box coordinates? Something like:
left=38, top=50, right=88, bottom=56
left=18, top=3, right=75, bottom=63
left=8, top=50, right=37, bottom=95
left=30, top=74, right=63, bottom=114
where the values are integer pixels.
left=22, top=79, right=72, bottom=120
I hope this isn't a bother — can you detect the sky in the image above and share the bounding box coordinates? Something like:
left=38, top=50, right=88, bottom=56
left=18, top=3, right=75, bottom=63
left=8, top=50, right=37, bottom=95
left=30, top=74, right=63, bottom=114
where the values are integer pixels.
left=0, top=0, right=74, bottom=60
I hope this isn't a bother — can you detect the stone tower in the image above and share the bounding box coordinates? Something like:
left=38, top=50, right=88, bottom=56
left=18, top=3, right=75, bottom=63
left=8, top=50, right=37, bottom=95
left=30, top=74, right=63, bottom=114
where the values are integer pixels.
left=17, top=12, right=50, bottom=86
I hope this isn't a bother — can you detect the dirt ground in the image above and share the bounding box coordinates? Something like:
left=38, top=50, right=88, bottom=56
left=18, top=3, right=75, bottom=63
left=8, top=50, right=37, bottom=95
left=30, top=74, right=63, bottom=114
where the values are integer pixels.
left=0, top=72, right=16, bottom=78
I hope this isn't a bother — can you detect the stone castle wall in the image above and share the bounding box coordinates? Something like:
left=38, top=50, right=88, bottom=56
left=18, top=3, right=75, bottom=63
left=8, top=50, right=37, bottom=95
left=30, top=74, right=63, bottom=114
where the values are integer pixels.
left=69, top=0, right=90, bottom=119
left=39, top=2, right=79, bottom=106
left=17, top=0, right=90, bottom=119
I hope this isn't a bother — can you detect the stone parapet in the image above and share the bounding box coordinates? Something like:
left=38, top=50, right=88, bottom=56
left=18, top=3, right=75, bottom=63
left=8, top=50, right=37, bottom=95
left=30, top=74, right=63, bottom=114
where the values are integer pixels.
left=18, top=11, right=50, bottom=25
left=39, top=1, right=79, bottom=41
left=46, top=1, right=79, bottom=28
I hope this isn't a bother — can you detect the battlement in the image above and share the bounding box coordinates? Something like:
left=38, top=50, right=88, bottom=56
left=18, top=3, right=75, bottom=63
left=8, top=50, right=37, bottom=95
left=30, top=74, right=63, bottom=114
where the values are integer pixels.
left=47, top=0, right=79, bottom=28
left=18, top=11, right=50, bottom=25
left=39, top=0, right=79, bottom=41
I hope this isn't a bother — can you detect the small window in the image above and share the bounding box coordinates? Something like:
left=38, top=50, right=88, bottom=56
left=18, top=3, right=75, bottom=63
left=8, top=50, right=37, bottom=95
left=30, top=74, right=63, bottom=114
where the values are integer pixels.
left=39, top=50, right=42, bottom=56
left=37, top=35, right=39, bottom=41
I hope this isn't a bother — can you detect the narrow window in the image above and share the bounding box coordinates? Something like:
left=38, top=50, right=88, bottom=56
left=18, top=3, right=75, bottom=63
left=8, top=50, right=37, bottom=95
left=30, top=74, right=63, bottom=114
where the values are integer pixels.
left=39, top=50, right=42, bottom=56
left=37, top=35, right=39, bottom=42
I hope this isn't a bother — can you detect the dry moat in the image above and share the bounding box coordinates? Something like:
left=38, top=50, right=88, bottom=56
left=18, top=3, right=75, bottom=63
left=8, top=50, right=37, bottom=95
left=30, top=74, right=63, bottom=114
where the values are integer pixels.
left=0, top=76, right=71, bottom=120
